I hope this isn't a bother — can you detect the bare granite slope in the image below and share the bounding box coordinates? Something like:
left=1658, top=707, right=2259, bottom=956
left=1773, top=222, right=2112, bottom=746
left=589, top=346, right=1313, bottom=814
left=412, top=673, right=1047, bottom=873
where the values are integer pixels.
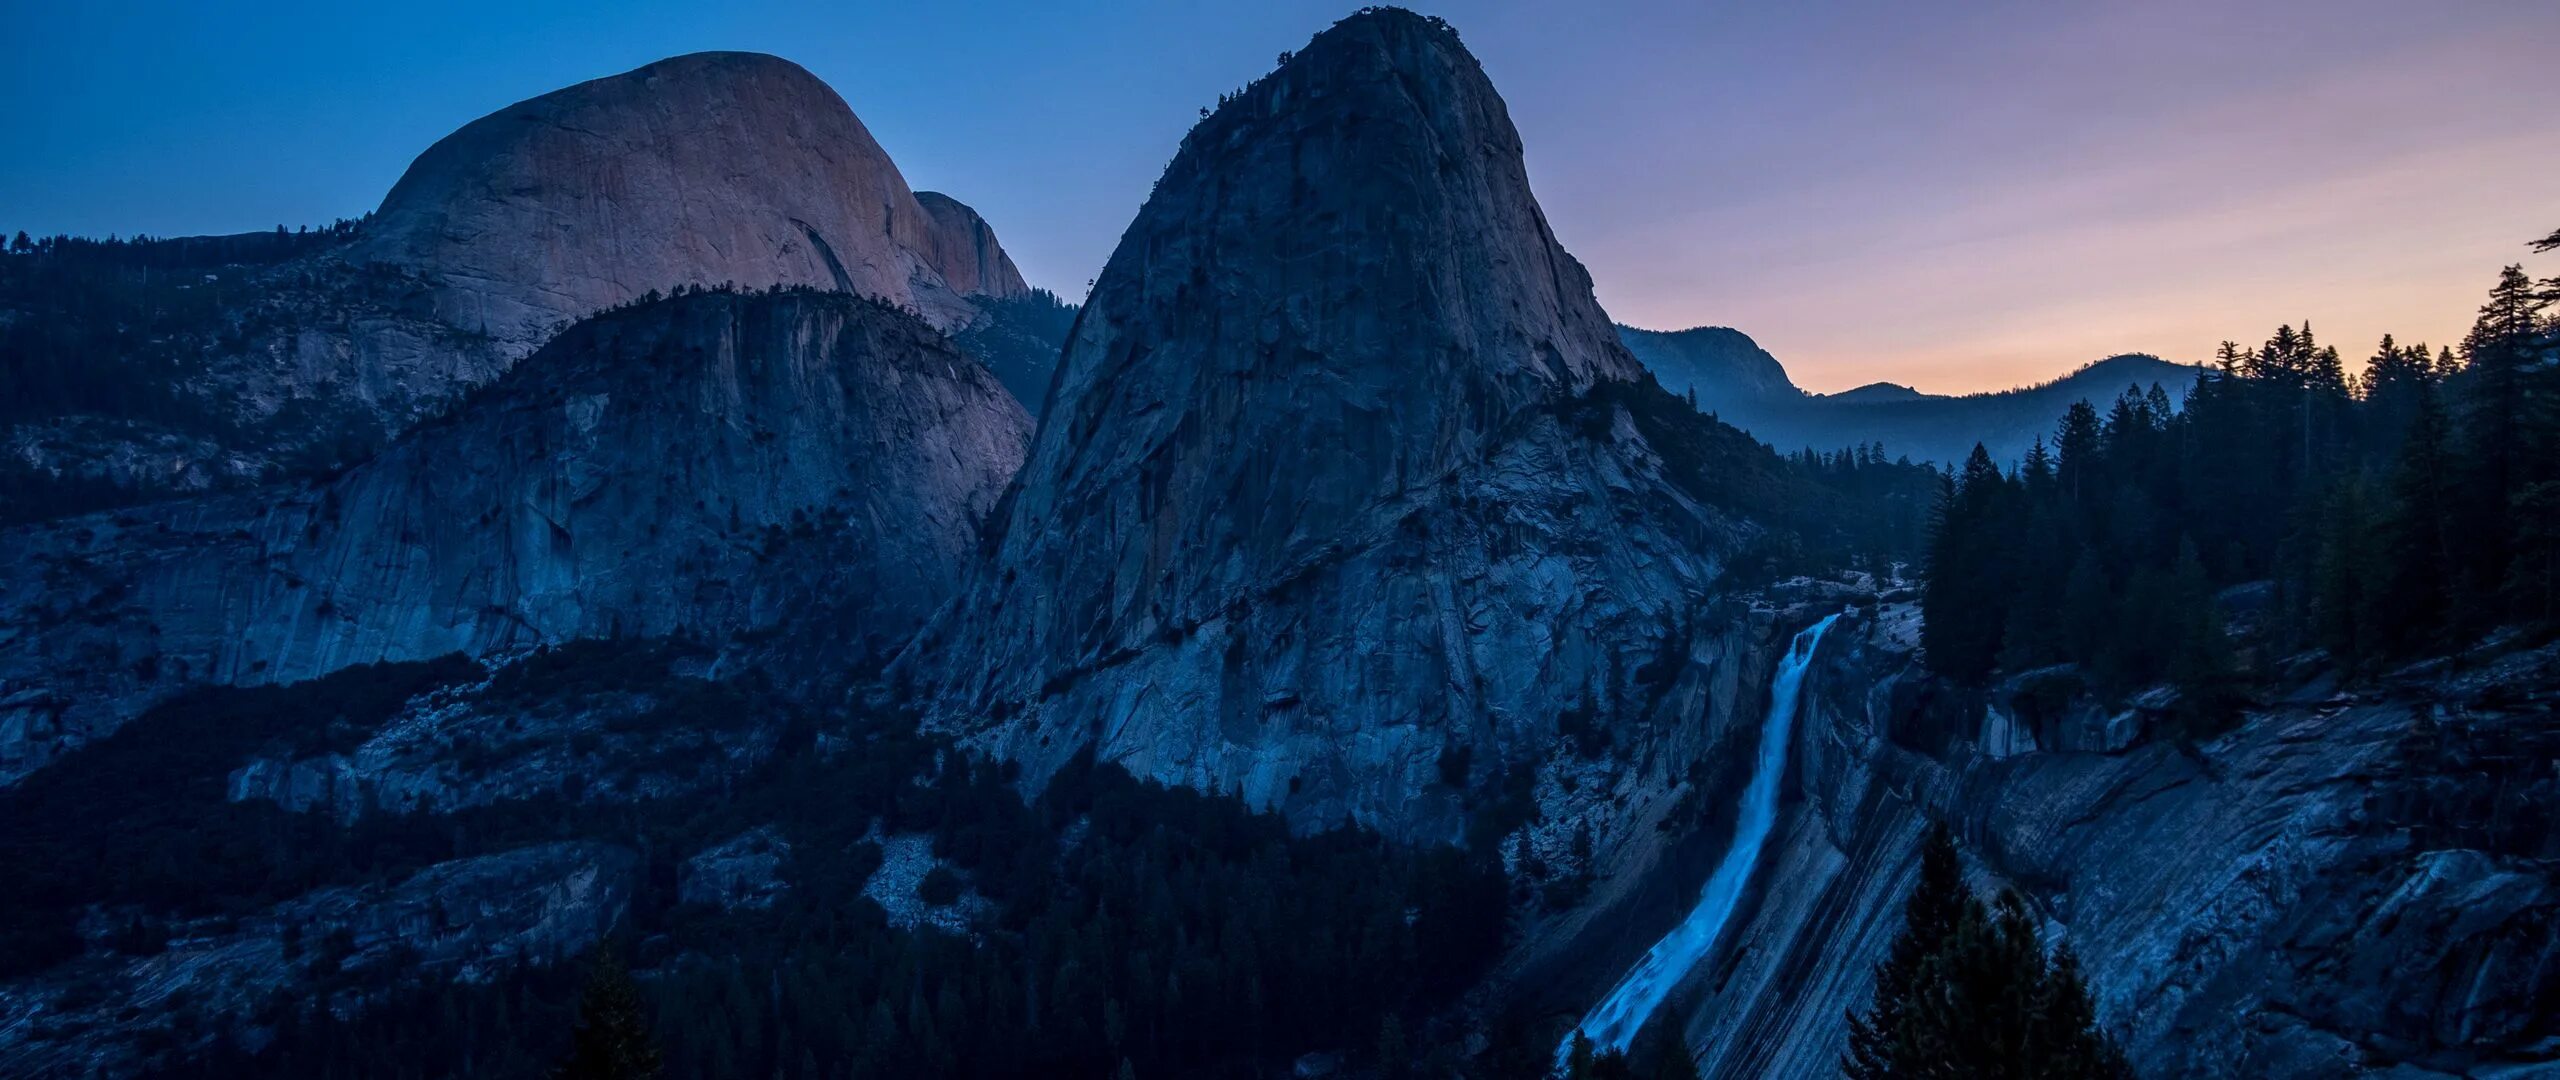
left=917, top=9, right=1749, bottom=840
left=0, top=290, right=1029, bottom=783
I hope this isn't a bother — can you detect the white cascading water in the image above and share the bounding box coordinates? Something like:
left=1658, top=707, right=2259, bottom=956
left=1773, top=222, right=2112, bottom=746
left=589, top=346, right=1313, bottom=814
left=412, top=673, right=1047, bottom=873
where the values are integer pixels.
left=1556, top=612, right=1842, bottom=1070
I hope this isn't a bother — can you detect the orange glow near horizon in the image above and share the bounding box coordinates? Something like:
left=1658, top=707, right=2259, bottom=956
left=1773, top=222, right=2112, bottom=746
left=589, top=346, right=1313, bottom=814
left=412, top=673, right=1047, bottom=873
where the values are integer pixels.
left=1492, top=2, right=2560, bottom=396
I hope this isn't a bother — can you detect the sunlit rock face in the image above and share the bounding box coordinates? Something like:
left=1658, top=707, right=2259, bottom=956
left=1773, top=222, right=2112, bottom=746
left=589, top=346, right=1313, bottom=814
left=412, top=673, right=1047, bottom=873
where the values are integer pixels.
left=0, top=290, right=1029, bottom=783
left=914, top=191, right=1034, bottom=312
left=916, top=9, right=1750, bottom=840
left=356, top=51, right=1029, bottom=348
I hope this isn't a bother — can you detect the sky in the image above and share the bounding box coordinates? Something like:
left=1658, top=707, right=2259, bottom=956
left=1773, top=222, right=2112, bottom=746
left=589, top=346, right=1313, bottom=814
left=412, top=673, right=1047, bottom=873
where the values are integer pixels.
left=5, top=1, right=2555, bottom=393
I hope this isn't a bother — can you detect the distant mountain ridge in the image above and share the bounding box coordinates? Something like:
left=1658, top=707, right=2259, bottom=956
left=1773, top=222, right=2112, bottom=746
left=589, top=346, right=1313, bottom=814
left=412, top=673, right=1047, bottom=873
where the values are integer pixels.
left=1616, top=323, right=2202, bottom=465
left=1616, top=325, right=1797, bottom=404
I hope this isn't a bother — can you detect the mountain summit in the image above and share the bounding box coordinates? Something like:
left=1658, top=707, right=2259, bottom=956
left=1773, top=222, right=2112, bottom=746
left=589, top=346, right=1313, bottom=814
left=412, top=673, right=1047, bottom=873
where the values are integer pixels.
left=357, top=51, right=1029, bottom=349
left=919, top=8, right=1741, bottom=836
left=1617, top=325, right=1799, bottom=406
left=4, top=52, right=1038, bottom=519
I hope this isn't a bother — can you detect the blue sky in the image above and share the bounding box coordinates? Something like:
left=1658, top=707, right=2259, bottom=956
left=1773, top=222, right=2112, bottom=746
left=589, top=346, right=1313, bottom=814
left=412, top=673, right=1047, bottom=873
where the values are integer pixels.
left=6, top=1, right=2556, bottom=392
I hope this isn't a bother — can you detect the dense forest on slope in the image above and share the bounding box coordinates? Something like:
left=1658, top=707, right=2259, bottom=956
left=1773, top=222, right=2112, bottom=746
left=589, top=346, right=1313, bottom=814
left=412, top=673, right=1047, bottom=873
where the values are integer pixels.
left=952, top=287, right=1078, bottom=412
left=2, top=638, right=1506, bottom=1080
left=0, top=226, right=364, bottom=433
left=1921, top=247, right=2560, bottom=724
left=0, top=221, right=444, bottom=523
left=1568, top=371, right=1943, bottom=584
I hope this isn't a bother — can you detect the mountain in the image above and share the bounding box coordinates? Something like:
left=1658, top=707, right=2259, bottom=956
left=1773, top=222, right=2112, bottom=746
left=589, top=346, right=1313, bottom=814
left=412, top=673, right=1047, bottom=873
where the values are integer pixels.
left=1614, top=323, right=2203, bottom=465
left=914, top=191, right=1035, bottom=308
left=353, top=52, right=1029, bottom=349
left=914, top=8, right=1767, bottom=839
left=5, top=12, right=2552, bottom=1080
left=1793, top=353, right=2204, bottom=464
left=1616, top=325, right=1798, bottom=411
left=0, top=288, right=1029, bottom=783
left=2, top=53, right=1034, bottom=520
left=1825, top=381, right=1925, bottom=403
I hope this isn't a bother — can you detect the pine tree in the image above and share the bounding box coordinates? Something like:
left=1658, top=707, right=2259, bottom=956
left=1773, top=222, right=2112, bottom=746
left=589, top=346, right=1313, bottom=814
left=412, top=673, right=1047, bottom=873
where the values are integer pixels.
left=2359, top=335, right=2436, bottom=463
left=2054, top=401, right=2104, bottom=510
left=1843, top=824, right=2131, bottom=1079
left=1844, top=823, right=1967, bottom=1078
left=2311, top=476, right=2386, bottom=670
left=2036, top=946, right=2133, bottom=1080
left=2377, top=381, right=2456, bottom=654
left=2163, top=538, right=2242, bottom=736
left=1920, top=446, right=2012, bottom=682
left=2059, top=548, right=2112, bottom=668
left=2452, top=265, right=2551, bottom=625
left=2020, top=437, right=2056, bottom=497
left=554, top=946, right=663, bottom=1080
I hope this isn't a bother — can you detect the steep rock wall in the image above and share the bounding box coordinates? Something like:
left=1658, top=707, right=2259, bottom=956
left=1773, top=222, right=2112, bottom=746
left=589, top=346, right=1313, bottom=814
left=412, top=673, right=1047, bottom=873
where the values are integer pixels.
left=914, top=9, right=1748, bottom=839
left=1620, top=605, right=2560, bottom=1079
left=0, top=291, right=1029, bottom=783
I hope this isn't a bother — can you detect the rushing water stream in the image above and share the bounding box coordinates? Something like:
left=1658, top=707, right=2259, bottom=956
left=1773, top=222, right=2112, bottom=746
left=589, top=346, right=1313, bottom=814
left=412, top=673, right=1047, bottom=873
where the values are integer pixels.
left=1557, top=612, right=1843, bottom=1069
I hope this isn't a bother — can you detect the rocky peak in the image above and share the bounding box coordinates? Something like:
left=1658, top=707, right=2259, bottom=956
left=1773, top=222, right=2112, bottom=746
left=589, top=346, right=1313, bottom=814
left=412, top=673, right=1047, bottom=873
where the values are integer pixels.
left=918, top=8, right=1737, bottom=838
left=914, top=191, right=1032, bottom=305
left=355, top=51, right=1026, bottom=349
left=1615, top=325, right=1803, bottom=405
left=4, top=52, right=1043, bottom=523
left=1013, top=4, right=1647, bottom=563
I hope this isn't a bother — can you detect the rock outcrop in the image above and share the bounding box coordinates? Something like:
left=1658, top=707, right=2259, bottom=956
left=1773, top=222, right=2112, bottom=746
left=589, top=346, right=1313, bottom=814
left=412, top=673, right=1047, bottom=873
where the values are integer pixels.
left=915, top=191, right=1033, bottom=308
left=1523, top=598, right=2560, bottom=1079
left=5, top=52, right=1034, bottom=520
left=355, top=51, right=1028, bottom=349
left=0, top=289, right=1029, bottom=782
left=0, top=841, right=634, bottom=1078
left=916, top=9, right=1750, bottom=839
left=1615, top=325, right=1801, bottom=413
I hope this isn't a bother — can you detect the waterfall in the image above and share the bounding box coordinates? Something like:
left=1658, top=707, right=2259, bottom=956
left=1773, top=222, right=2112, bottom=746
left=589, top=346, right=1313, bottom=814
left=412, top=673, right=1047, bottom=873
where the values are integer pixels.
left=1556, top=612, right=1842, bottom=1070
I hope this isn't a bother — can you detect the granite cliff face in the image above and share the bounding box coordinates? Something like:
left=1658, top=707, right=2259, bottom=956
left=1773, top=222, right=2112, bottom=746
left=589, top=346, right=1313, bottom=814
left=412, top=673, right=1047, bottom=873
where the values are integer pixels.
left=355, top=52, right=1029, bottom=350
left=0, top=290, right=1028, bottom=782
left=5, top=53, right=1033, bottom=519
left=917, top=9, right=1748, bottom=839
left=914, top=191, right=1034, bottom=309
left=1516, top=597, right=2560, bottom=1078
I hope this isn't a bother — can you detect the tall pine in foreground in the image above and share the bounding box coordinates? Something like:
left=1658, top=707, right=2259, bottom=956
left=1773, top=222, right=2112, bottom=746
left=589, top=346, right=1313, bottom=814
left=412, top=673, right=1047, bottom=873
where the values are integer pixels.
left=554, top=946, right=664, bottom=1080
left=1843, top=824, right=2132, bottom=1079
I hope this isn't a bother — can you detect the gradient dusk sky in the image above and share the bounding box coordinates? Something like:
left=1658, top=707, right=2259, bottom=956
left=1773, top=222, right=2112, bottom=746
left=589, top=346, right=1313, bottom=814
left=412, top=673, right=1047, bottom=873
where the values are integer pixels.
left=6, top=1, right=2554, bottom=393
